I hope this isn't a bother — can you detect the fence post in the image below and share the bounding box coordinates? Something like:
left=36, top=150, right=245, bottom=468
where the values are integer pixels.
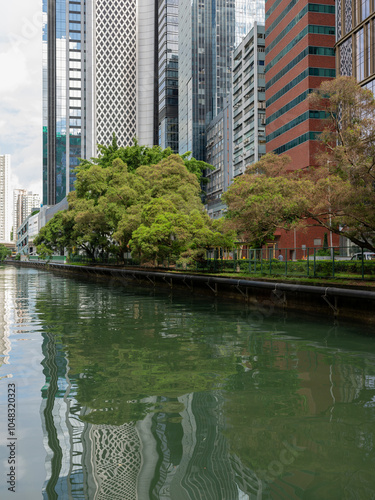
left=307, top=248, right=309, bottom=277
left=285, top=249, right=288, bottom=276
left=269, top=248, right=272, bottom=275
left=313, top=248, right=316, bottom=277
left=332, top=247, right=335, bottom=278
left=254, top=249, right=257, bottom=273
left=362, top=248, right=364, bottom=280
left=249, top=249, right=252, bottom=273
left=261, top=249, right=263, bottom=275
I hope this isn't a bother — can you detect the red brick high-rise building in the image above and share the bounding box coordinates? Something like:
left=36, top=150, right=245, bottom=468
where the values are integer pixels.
left=265, top=0, right=337, bottom=257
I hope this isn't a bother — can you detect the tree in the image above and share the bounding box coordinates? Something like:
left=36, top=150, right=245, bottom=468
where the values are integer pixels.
left=224, top=77, right=375, bottom=251
left=222, top=154, right=311, bottom=247
left=37, top=148, right=232, bottom=263
left=308, top=76, right=375, bottom=250
left=124, top=155, right=230, bottom=263
left=34, top=211, right=75, bottom=257
left=77, top=136, right=213, bottom=186
left=0, top=244, right=11, bottom=262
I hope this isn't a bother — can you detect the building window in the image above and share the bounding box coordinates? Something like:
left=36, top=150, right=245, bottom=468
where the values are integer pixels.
left=356, top=28, right=364, bottom=81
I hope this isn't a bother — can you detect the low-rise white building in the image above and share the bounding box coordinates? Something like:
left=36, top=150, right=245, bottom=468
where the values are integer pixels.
left=17, top=212, right=40, bottom=256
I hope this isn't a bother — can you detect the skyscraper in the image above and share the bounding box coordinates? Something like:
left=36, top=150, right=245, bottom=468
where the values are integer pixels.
left=13, top=189, right=41, bottom=241
left=336, top=0, right=375, bottom=93
left=157, top=0, right=179, bottom=152
left=43, top=0, right=88, bottom=205
left=178, top=0, right=264, bottom=161
left=205, top=23, right=266, bottom=219
left=0, top=154, right=12, bottom=243
left=43, top=0, right=158, bottom=206
left=232, top=23, right=266, bottom=177
left=264, top=0, right=337, bottom=255
left=265, top=0, right=335, bottom=169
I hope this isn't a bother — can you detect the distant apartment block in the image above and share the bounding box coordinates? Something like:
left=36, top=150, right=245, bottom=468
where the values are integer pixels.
left=13, top=189, right=41, bottom=242
left=0, top=154, right=11, bottom=243
left=232, top=23, right=266, bottom=178
left=205, top=97, right=233, bottom=219
left=265, top=0, right=335, bottom=170
left=205, top=24, right=266, bottom=219
left=336, top=0, right=375, bottom=92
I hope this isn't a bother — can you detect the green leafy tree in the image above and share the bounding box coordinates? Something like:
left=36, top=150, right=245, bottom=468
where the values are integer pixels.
left=222, top=154, right=311, bottom=247
left=0, top=244, right=11, bottom=262
left=224, top=77, right=375, bottom=250
left=37, top=145, right=231, bottom=263
left=125, top=155, right=231, bottom=263
left=36, top=243, right=54, bottom=260
left=77, top=136, right=213, bottom=186
left=34, top=211, right=74, bottom=256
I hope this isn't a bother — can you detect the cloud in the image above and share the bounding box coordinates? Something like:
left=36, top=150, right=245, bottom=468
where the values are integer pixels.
left=0, top=0, right=42, bottom=196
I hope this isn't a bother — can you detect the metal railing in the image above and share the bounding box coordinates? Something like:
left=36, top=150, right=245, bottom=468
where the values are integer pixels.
left=33, top=246, right=375, bottom=281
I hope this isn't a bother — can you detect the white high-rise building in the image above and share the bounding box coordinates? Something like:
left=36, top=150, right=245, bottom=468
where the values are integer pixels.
left=13, top=189, right=26, bottom=241
left=13, top=189, right=41, bottom=242
left=0, top=154, right=12, bottom=243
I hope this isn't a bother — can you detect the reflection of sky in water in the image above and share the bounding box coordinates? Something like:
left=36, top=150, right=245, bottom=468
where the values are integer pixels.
left=1, top=266, right=375, bottom=499
left=0, top=268, right=47, bottom=498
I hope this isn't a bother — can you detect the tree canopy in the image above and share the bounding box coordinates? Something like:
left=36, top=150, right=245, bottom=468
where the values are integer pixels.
left=78, top=135, right=213, bottom=184
left=0, top=244, right=11, bottom=262
left=224, top=77, right=375, bottom=251
left=35, top=142, right=232, bottom=263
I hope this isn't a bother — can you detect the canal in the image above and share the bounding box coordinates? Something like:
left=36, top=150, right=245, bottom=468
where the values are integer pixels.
left=1, top=265, right=375, bottom=499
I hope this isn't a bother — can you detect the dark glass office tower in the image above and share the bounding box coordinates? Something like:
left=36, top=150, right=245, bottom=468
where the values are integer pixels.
left=43, top=0, right=86, bottom=206
left=158, top=0, right=179, bottom=152
left=179, top=0, right=264, bottom=161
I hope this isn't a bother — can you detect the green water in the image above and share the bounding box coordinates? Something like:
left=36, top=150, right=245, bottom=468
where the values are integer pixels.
left=1, top=266, right=375, bottom=500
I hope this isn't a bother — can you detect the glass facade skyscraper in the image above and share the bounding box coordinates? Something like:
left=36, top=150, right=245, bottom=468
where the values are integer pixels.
left=178, top=0, right=264, bottom=161
left=43, top=0, right=86, bottom=205
left=158, top=0, right=179, bottom=152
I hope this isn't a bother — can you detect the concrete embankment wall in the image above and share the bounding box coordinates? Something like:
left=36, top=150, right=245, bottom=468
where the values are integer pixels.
left=4, top=260, right=375, bottom=326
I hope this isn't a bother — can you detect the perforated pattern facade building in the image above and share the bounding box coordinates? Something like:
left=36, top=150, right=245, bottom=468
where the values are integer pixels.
left=95, top=0, right=137, bottom=147
left=336, top=0, right=375, bottom=93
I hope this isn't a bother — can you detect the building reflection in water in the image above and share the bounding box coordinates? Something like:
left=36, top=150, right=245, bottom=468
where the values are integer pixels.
left=39, top=323, right=261, bottom=500
left=36, top=285, right=375, bottom=500
left=39, top=326, right=375, bottom=500
left=0, top=274, right=12, bottom=368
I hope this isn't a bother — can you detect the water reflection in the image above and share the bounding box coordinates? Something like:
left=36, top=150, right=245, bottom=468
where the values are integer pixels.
left=1, top=267, right=375, bottom=499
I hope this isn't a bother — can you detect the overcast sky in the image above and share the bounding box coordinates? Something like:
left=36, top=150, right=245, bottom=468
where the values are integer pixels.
left=0, top=0, right=43, bottom=196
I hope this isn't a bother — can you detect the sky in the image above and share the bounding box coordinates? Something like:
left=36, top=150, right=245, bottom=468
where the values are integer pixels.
left=0, top=0, right=43, bottom=197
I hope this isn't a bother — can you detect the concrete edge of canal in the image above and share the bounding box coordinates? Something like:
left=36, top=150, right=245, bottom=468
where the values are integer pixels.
left=4, top=260, right=375, bottom=327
